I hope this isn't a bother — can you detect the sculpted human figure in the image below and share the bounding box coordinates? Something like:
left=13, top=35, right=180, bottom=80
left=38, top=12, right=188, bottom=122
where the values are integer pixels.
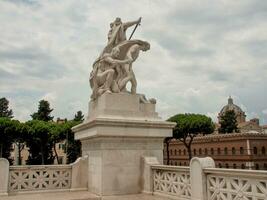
left=89, top=17, right=151, bottom=101
left=90, top=48, right=130, bottom=99
left=117, top=42, right=150, bottom=94
left=103, top=17, right=141, bottom=54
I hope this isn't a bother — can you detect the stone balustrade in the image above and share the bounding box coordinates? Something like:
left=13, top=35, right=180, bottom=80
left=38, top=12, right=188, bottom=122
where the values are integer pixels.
left=205, top=168, right=267, bottom=200
left=144, top=157, right=267, bottom=200
left=9, top=165, right=72, bottom=192
left=151, top=165, right=191, bottom=199
left=0, top=156, right=88, bottom=195
left=1, top=156, right=267, bottom=199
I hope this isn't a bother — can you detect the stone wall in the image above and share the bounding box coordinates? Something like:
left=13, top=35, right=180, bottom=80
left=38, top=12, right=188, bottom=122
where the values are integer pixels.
left=143, top=156, right=267, bottom=200
left=165, top=132, right=267, bottom=170
left=0, top=156, right=88, bottom=196
left=1, top=156, right=267, bottom=199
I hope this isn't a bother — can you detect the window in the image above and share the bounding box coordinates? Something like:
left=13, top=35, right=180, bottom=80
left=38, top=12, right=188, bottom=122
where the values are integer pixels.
left=193, top=149, right=196, bottom=155
left=241, top=164, right=245, bottom=169
left=232, top=147, right=236, bottom=155
left=233, top=164, right=236, bottom=169
left=174, top=149, right=177, bottom=155
left=170, top=149, right=172, bottom=155
left=217, top=148, right=221, bottom=155
left=205, top=148, right=208, bottom=155
left=255, top=163, right=259, bottom=170
left=179, top=162, right=182, bottom=166
left=199, top=148, right=202, bottom=155
left=262, top=147, right=266, bottom=155
left=253, top=147, right=257, bottom=155
left=175, top=161, right=177, bottom=166
left=264, top=163, right=267, bottom=170
left=183, top=149, right=186, bottom=155
left=179, top=149, right=181, bottom=155
left=184, top=162, right=186, bottom=166
left=58, top=156, right=63, bottom=164
left=58, top=143, right=65, bottom=150
left=218, top=163, right=222, bottom=168
left=224, top=147, right=228, bottom=155
left=225, top=163, right=229, bottom=168
left=240, top=147, right=244, bottom=155
left=211, top=148, right=214, bottom=155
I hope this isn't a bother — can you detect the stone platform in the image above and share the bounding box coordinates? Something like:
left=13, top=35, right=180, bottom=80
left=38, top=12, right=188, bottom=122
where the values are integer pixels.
left=1, top=191, right=172, bottom=200
left=72, top=93, right=175, bottom=196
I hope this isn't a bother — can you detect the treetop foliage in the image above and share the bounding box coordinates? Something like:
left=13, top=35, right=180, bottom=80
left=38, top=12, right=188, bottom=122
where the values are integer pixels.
left=74, top=111, right=84, bottom=122
left=167, top=113, right=215, bottom=160
left=0, top=97, right=13, bottom=118
left=31, top=100, right=54, bottom=121
left=0, top=98, right=82, bottom=165
left=219, top=110, right=239, bottom=133
left=168, top=113, right=214, bottom=139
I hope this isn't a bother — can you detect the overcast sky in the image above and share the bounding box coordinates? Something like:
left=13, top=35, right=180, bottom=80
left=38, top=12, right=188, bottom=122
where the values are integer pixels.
left=0, top=0, right=266, bottom=124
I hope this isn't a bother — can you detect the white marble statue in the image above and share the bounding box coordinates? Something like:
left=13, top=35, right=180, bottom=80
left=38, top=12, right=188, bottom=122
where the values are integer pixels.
left=89, top=17, right=151, bottom=101
left=104, top=17, right=141, bottom=54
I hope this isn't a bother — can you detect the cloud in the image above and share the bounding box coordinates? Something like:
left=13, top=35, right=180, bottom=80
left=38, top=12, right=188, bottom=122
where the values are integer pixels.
left=0, top=0, right=266, bottom=125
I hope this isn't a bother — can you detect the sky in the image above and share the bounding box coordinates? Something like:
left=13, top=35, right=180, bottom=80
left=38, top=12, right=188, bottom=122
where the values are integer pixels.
left=0, top=0, right=266, bottom=124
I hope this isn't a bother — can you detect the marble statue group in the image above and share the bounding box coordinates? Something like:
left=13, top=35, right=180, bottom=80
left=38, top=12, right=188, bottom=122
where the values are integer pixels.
left=89, top=17, right=152, bottom=102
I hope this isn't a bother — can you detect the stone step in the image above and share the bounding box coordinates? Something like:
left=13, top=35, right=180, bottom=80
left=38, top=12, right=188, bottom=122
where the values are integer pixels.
left=1, top=191, right=100, bottom=200
left=1, top=192, right=172, bottom=200
left=70, top=198, right=100, bottom=200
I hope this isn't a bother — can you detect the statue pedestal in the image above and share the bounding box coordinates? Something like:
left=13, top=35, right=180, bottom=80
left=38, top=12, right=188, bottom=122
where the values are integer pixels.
left=72, top=93, right=175, bottom=196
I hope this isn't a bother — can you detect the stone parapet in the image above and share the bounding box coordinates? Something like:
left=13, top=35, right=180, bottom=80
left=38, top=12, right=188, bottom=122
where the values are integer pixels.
left=145, top=157, right=267, bottom=200
left=0, top=158, right=9, bottom=196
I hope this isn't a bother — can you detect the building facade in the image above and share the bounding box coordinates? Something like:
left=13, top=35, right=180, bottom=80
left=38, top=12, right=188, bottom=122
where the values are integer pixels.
left=164, top=132, right=267, bottom=170
left=164, top=97, right=267, bottom=170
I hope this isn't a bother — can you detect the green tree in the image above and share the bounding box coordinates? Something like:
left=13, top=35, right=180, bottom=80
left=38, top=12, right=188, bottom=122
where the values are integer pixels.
left=64, top=120, right=81, bottom=164
left=31, top=100, right=54, bottom=121
left=0, top=118, right=13, bottom=161
left=49, top=122, right=65, bottom=164
left=10, top=120, right=29, bottom=165
left=73, top=111, right=84, bottom=122
left=168, top=113, right=214, bottom=161
left=0, top=97, right=13, bottom=118
left=164, top=137, right=173, bottom=165
left=218, top=110, right=239, bottom=133
left=25, top=120, right=54, bottom=165
left=0, top=118, right=29, bottom=164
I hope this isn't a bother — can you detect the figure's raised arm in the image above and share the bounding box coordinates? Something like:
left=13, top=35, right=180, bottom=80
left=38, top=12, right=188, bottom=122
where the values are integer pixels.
left=123, top=17, right=141, bottom=30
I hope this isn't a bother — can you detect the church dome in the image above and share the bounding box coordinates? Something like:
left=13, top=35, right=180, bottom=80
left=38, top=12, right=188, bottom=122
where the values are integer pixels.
left=220, top=97, right=244, bottom=114
left=218, top=96, right=246, bottom=124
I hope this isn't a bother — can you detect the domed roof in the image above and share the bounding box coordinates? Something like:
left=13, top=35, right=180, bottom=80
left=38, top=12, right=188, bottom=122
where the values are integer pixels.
left=219, top=96, right=244, bottom=115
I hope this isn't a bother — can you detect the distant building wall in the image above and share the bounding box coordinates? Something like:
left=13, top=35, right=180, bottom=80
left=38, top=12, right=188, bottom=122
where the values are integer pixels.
left=164, top=132, right=267, bottom=170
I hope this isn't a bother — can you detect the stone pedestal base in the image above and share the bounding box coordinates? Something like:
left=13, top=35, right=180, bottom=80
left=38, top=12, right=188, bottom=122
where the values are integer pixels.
left=81, top=137, right=163, bottom=195
left=72, top=93, right=175, bottom=196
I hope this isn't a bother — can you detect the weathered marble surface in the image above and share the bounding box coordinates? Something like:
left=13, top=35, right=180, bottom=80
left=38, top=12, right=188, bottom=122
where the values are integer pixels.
left=89, top=17, right=150, bottom=100
left=73, top=17, right=175, bottom=196
left=72, top=93, right=175, bottom=196
left=0, top=158, right=9, bottom=196
left=0, top=191, right=170, bottom=200
left=86, top=93, right=159, bottom=121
